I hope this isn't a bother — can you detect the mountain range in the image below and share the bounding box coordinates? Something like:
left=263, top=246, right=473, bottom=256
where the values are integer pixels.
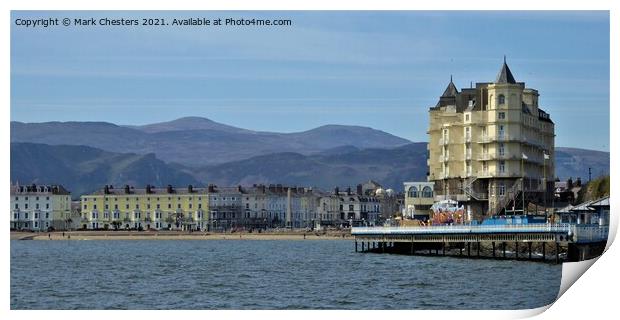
left=10, top=117, right=609, bottom=197
left=11, top=117, right=410, bottom=166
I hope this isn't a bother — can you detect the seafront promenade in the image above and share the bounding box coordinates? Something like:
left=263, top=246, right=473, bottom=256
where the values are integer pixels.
left=10, top=230, right=353, bottom=241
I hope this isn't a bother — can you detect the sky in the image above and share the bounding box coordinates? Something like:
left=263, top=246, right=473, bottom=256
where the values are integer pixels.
left=10, top=11, right=610, bottom=151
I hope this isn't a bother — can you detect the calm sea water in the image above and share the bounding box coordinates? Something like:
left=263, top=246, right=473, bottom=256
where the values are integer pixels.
left=11, top=240, right=561, bottom=310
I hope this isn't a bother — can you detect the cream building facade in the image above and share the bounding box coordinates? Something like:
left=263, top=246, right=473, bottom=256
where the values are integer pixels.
left=10, top=184, right=72, bottom=231
left=428, top=60, right=555, bottom=220
left=81, top=184, right=209, bottom=230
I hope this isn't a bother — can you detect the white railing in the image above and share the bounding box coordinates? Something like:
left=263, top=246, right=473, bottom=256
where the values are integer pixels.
left=572, top=225, right=609, bottom=243
left=352, top=223, right=571, bottom=235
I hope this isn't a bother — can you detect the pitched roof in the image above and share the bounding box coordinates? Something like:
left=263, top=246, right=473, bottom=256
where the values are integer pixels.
left=495, top=59, right=517, bottom=84
left=441, top=78, right=459, bottom=97
left=588, top=196, right=610, bottom=208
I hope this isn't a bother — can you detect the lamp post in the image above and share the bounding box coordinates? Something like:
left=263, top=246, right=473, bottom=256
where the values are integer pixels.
left=521, top=153, right=526, bottom=215
left=543, top=153, right=547, bottom=219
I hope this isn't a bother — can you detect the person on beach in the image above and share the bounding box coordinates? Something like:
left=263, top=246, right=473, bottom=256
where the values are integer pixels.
left=48, top=233, right=51, bottom=239
left=68, top=234, right=70, bottom=239
left=62, top=232, right=65, bottom=237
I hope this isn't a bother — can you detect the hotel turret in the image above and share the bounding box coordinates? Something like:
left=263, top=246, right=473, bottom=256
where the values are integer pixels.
left=427, top=59, right=555, bottom=220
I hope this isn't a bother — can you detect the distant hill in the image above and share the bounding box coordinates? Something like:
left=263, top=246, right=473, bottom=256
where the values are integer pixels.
left=192, top=143, right=429, bottom=191
left=9, top=118, right=609, bottom=196
left=127, top=116, right=254, bottom=134
left=555, top=147, right=610, bottom=181
left=11, top=118, right=412, bottom=166
left=10, top=143, right=199, bottom=198
left=9, top=141, right=609, bottom=197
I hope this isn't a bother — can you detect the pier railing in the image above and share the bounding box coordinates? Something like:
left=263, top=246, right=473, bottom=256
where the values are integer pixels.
left=572, top=225, right=609, bottom=243
left=352, top=224, right=610, bottom=244
left=351, top=223, right=571, bottom=235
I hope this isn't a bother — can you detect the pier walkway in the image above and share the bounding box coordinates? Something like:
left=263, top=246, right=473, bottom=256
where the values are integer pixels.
left=351, top=224, right=608, bottom=263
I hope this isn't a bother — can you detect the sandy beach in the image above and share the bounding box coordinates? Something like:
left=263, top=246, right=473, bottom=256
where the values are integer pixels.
left=10, top=230, right=353, bottom=241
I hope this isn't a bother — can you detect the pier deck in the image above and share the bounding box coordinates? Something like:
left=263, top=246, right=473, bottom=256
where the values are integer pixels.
left=351, top=224, right=608, bottom=262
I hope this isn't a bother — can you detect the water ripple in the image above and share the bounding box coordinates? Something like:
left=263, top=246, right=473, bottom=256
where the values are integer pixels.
left=11, top=240, right=560, bottom=310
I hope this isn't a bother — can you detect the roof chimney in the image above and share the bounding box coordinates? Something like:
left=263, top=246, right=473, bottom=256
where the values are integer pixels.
left=166, top=184, right=173, bottom=194
left=124, top=185, right=130, bottom=194
left=188, top=184, right=193, bottom=193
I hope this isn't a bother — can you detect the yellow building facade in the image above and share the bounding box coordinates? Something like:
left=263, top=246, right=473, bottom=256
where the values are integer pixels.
left=80, top=185, right=209, bottom=230
left=428, top=60, right=555, bottom=220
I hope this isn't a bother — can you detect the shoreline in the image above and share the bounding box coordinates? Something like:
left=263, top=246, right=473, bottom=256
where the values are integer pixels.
left=10, top=231, right=353, bottom=241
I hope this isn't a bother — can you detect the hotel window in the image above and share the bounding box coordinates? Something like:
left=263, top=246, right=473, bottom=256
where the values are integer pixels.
left=36, top=197, right=39, bottom=201
left=168, top=204, right=171, bottom=209
left=25, top=197, right=28, bottom=201
left=36, top=203, right=39, bottom=209
left=83, top=204, right=87, bottom=210
left=189, top=204, right=193, bottom=209
left=105, top=204, right=109, bottom=210
left=498, top=94, right=505, bottom=105
left=35, top=212, right=39, bottom=219
left=147, top=204, right=151, bottom=209
left=198, top=204, right=202, bottom=209
left=422, top=187, right=433, bottom=198
left=408, top=187, right=418, bottom=198
left=15, top=203, right=18, bottom=209
left=177, top=204, right=181, bottom=209
left=157, top=204, right=160, bottom=209
left=499, top=161, right=506, bottom=173
left=46, top=212, right=49, bottom=219
left=14, top=213, right=18, bottom=219
left=498, top=112, right=505, bottom=120
left=499, top=143, right=505, bottom=156
left=93, top=204, right=97, bottom=210
left=114, top=204, right=118, bottom=210
left=25, top=213, right=29, bottom=219
left=125, top=204, right=129, bottom=209
left=499, top=184, right=506, bottom=196
left=15, top=197, right=18, bottom=201
left=46, top=197, right=49, bottom=201
left=136, top=204, right=139, bottom=209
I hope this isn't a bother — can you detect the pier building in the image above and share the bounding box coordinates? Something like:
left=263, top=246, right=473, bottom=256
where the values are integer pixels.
left=427, top=59, right=555, bottom=220
left=10, top=184, right=71, bottom=231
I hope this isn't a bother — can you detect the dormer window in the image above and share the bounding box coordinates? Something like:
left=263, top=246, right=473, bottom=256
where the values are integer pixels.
left=498, top=94, right=506, bottom=105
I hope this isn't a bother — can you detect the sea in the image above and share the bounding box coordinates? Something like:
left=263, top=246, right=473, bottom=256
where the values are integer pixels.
left=10, top=239, right=561, bottom=310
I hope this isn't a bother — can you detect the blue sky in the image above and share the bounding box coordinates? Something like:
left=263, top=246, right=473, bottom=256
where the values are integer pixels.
left=10, top=11, right=610, bottom=151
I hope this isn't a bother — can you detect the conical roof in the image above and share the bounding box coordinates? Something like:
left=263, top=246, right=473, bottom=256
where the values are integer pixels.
left=495, top=57, right=516, bottom=84
left=441, top=76, right=458, bottom=97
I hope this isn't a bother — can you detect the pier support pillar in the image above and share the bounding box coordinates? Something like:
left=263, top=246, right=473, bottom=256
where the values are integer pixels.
left=542, top=242, right=546, bottom=261
left=492, top=242, right=496, bottom=258
left=382, top=242, right=385, bottom=253
left=556, top=242, right=560, bottom=264
left=515, top=242, right=519, bottom=259
left=355, top=240, right=358, bottom=252
left=528, top=242, right=532, bottom=260
left=362, top=241, right=365, bottom=252
left=460, top=246, right=463, bottom=256
left=477, top=242, right=480, bottom=257
left=442, top=243, right=446, bottom=256
left=467, top=242, right=471, bottom=257
left=502, top=242, right=506, bottom=259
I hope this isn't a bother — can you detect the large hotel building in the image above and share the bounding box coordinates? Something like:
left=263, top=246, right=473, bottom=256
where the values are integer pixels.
left=428, top=59, right=555, bottom=220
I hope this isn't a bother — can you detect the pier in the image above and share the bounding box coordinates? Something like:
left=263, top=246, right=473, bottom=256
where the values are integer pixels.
left=352, top=224, right=608, bottom=263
